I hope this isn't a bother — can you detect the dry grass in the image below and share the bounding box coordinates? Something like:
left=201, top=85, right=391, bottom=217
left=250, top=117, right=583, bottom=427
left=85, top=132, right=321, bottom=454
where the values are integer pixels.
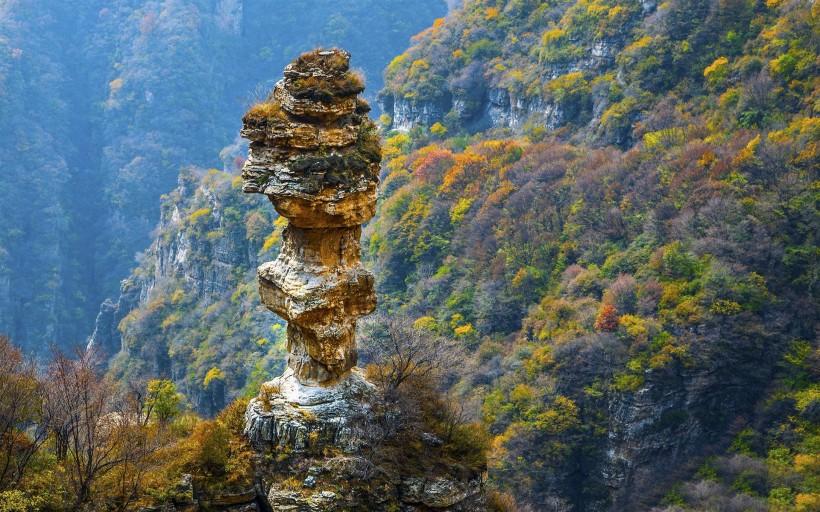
left=258, top=381, right=281, bottom=412
left=244, top=101, right=288, bottom=122
left=295, top=48, right=349, bottom=72
left=290, top=71, right=364, bottom=99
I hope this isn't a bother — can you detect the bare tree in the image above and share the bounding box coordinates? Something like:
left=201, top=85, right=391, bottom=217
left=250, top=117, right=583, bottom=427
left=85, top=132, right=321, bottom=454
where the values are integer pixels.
left=361, top=314, right=461, bottom=400
left=360, top=314, right=466, bottom=449
left=43, top=348, right=160, bottom=510
left=0, top=336, right=47, bottom=490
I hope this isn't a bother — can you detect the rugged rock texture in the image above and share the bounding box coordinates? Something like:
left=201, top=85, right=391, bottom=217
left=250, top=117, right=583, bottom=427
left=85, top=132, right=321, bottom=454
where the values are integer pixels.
left=88, top=170, right=254, bottom=360
left=380, top=29, right=626, bottom=134
left=240, top=49, right=380, bottom=385
left=244, top=368, right=378, bottom=454
left=240, top=49, right=487, bottom=511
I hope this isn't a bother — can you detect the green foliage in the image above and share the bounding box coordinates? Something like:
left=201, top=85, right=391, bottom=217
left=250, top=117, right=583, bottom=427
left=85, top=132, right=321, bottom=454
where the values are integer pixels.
left=146, top=379, right=182, bottom=423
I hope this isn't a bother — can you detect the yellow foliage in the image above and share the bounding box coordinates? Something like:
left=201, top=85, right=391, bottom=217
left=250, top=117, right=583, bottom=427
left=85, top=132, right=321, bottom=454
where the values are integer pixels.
left=524, top=345, right=554, bottom=377
left=161, top=312, right=181, bottom=330
left=203, top=367, right=224, bottom=387
left=607, top=5, right=625, bottom=19
left=510, top=384, right=536, bottom=405
left=170, top=288, right=185, bottom=304
left=261, top=231, right=279, bottom=252
left=454, top=323, right=476, bottom=337
left=533, top=396, right=580, bottom=434
left=619, top=314, right=648, bottom=342
left=796, top=494, right=820, bottom=512
left=188, top=207, right=211, bottom=224
left=386, top=53, right=408, bottom=76
left=649, top=343, right=687, bottom=369
left=384, top=132, right=412, bottom=160
left=413, top=316, right=437, bottom=331
left=541, top=28, right=566, bottom=46
left=643, top=127, right=685, bottom=150
left=430, top=122, right=448, bottom=137
left=409, top=59, right=430, bottom=78
left=734, top=134, right=761, bottom=166
left=625, top=36, right=653, bottom=53
left=795, top=453, right=820, bottom=473
left=485, top=7, right=500, bottom=19
left=794, top=384, right=820, bottom=412
left=450, top=197, right=473, bottom=224
left=703, top=56, right=730, bottom=85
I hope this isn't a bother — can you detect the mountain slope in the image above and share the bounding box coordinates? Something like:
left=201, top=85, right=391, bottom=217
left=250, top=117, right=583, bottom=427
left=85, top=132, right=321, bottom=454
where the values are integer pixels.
left=0, top=0, right=446, bottom=354
left=79, top=0, right=817, bottom=509
left=369, top=0, right=818, bottom=508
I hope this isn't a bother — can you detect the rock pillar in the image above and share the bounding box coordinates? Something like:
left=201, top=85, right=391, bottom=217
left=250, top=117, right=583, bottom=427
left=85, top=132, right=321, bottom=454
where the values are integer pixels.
left=240, top=49, right=380, bottom=386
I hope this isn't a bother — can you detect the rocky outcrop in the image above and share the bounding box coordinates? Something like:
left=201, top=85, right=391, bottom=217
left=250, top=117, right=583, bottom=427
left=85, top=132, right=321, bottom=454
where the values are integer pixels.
left=240, top=49, right=486, bottom=511
left=380, top=37, right=624, bottom=133
left=87, top=280, right=142, bottom=356
left=244, top=368, right=378, bottom=454
left=240, top=48, right=380, bottom=386
left=87, top=169, right=256, bottom=359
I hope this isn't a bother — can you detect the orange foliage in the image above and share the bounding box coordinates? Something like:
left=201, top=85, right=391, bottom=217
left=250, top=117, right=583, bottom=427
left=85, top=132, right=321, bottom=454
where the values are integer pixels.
left=409, top=145, right=455, bottom=184
left=440, top=152, right=487, bottom=193
left=594, top=304, right=618, bottom=332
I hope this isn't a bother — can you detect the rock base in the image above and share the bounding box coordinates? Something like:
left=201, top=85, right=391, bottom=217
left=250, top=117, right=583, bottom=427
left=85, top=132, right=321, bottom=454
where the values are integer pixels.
left=244, top=369, right=487, bottom=511
left=264, top=455, right=486, bottom=511
left=244, top=368, right=379, bottom=454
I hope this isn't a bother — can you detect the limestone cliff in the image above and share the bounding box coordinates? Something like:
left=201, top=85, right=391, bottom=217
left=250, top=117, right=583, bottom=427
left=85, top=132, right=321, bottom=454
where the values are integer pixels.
left=240, top=49, right=486, bottom=511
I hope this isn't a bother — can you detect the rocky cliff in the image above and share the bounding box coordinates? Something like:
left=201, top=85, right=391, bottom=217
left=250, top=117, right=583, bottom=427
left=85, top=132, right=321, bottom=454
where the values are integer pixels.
left=89, top=166, right=282, bottom=416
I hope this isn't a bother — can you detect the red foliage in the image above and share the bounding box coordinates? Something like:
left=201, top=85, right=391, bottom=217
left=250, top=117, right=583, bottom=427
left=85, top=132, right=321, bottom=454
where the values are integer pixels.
left=594, top=304, right=619, bottom=332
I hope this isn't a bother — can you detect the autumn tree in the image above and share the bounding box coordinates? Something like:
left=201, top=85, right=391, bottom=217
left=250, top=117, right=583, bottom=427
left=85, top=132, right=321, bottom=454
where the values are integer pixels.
left=360, top=314, right=487, bottom=469
left=0, top=336, right=47, bottom=490
left=594, top=304, right=619, bottom=332
left=145, top=379, right=181, bottom=424
left=44, top=348, right=159, bottom=509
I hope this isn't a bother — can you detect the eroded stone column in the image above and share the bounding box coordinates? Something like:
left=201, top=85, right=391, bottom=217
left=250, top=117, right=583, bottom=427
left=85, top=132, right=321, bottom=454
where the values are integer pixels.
left=240, top=49, right=380, bottom=386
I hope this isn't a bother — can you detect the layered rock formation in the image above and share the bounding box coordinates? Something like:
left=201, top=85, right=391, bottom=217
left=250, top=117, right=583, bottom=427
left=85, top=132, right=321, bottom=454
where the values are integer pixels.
left=240, top=48, right=380, bottom=385
left=239, top=49, right=486, bottom=511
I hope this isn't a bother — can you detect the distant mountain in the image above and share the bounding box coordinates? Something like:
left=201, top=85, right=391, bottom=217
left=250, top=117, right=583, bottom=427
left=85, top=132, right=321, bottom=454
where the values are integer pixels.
left=0, top=0, right=446, bottom=355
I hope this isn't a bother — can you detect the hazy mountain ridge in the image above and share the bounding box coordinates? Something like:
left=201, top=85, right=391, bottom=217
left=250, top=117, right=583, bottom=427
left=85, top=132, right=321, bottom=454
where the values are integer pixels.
left=0, top=0, right=446, bottom=355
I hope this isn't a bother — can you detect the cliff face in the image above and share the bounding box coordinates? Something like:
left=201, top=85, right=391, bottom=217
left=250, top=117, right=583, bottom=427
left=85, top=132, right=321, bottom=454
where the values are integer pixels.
left=90, top=169, right=255, bottom=357
left=380, top=18, right=629, bottom=134
left=90, top=167, right=283, bottom=416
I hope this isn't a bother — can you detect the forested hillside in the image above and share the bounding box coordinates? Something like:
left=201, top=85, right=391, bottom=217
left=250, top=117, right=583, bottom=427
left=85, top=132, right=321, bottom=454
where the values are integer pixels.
left=372, top=0, right=818, bottom=508
left=1, top=0, right=816, bottom=510
left=0, top=0, right=445, bottom=355
left=95, top=0, right=817, bottom=509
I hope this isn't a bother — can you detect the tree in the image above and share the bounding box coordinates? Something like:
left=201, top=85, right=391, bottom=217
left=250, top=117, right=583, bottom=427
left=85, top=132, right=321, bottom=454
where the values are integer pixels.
left=0, top=337, right=46, bottom=490
left=594, top=304, right=619, bottom=332
left=361, top=314, right=461, bottom=401
left=44, top=348, right=158, bottom=509
left=145, top=379, right=181, bottom=424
